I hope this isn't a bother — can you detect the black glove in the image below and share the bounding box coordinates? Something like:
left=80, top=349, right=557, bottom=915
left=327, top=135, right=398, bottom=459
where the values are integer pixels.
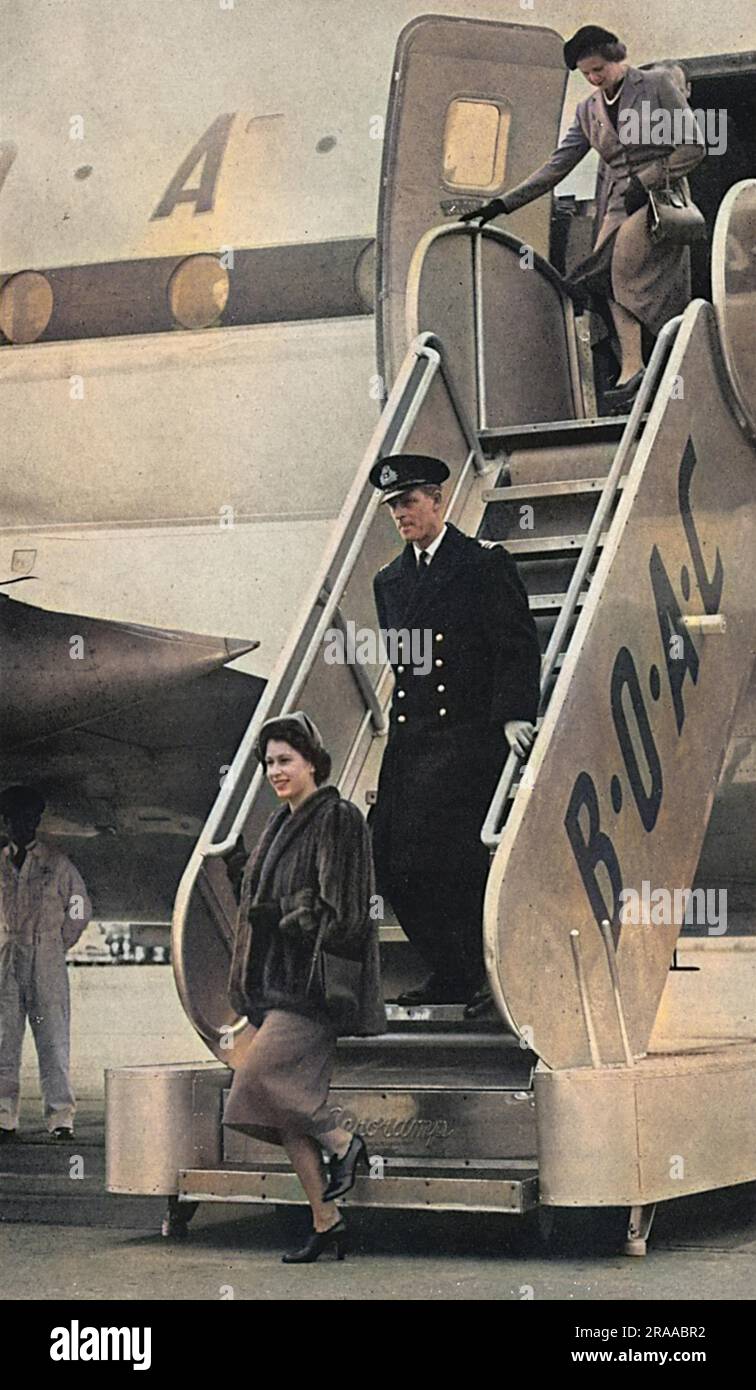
left=279, top=887, right=322, bottom=938
left=624, top=175, right=648, bottom=216
left=459, top=197, right=508, bottom=226
left=222, top=834, right=247, bottom=902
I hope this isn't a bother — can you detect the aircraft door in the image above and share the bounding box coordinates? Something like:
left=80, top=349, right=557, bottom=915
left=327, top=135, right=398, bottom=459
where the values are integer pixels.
left=377, top=16, right=568, bottom=388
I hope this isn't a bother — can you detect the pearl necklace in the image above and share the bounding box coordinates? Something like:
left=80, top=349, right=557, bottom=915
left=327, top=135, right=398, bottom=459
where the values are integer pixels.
left=603, top=77, right=626, bottom=106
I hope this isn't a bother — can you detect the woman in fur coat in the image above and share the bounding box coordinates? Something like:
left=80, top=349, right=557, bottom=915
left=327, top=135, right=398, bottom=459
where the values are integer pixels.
left=224, top=711, right=385, bottom=1264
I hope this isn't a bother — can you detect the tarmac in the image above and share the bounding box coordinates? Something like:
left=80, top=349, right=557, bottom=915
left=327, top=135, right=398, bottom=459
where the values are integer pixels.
left=2, top=1195, right=756, bottom=1301
left=2, top=1101, right=755, bottom=1301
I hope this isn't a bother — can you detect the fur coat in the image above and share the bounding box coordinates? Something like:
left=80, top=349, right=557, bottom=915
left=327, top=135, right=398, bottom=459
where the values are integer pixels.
left=228, top=786, right=386, bottom=1037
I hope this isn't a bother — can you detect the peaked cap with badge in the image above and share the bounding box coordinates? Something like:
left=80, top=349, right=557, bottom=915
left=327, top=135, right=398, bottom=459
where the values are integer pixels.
left=369, top=455, right=450, bottom=505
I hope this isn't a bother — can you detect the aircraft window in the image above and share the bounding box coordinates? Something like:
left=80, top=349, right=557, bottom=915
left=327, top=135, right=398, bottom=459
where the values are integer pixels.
left=168, top=254, right=230, bottom=330
left=0, top=270, right=53, bottom=343
left=442, top=99, right=511, bottom=192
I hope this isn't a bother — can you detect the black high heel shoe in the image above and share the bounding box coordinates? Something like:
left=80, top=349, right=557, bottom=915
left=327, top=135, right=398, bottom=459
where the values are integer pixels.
left=281, top=1218, right=347, bottom=1264
left=604, top=368, right=646, bottom=414
left=323, top=1135, right=369, bottom=1201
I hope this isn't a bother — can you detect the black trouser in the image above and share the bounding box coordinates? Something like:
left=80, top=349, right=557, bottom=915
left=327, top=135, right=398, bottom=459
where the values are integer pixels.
left=371, top=720, right=505, bottom=996
left=387, top=849, right=488, bottom=994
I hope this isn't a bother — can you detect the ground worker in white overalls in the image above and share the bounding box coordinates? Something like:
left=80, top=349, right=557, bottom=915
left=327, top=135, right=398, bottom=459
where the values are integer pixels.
left=0, top=786, right=92, bottom=1141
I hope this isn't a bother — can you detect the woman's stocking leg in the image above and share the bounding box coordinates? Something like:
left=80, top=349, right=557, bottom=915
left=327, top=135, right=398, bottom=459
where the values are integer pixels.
left=319, top=1126, right=353, bottom=1160
left=609, top=300, right=644, bottom=383
left=281, top=1130, right=341, bottom=1233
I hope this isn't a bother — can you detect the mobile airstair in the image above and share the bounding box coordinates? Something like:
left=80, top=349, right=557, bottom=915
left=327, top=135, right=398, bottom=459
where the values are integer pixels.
left=107, top=182, right=756, bottom=1254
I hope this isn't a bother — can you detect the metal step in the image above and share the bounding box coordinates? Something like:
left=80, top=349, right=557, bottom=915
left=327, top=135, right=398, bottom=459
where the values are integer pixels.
left=386, top=1002, right=467, bottom=1023
left=502, top=532, right=607, bottom=558
left=483, top=476, right=625, bottom=503
left=383, top=1003, right=512, bottom=1033
left=332, top=1031, right=535, bottom=1082
left=479, top=417, right=629, bottom=449
left=529, top=591, right=586, bottom=614
left=179, top=1165, right=539, bottom=1214
left=480, top=419, right=639, bottom=489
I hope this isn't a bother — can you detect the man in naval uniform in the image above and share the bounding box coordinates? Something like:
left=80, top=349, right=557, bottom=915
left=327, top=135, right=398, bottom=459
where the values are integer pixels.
left=369, top=456, right=541, bottom=1011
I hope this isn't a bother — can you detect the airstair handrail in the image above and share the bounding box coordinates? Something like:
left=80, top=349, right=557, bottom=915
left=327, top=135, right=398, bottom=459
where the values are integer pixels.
left=172, top=325, right=484, bottom=928
left=406, top=222, right=586, bottom=427
left=172, top=328, right=489, bottom=1046
left=172, top=330, right=486, bottom=1039
left=481, top=313, right=683, bottom=848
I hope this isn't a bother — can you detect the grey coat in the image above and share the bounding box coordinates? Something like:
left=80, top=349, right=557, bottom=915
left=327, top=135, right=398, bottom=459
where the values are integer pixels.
left=501, top=66, right=706, bottom=334
left=228, top=786, right=386, bottom=1037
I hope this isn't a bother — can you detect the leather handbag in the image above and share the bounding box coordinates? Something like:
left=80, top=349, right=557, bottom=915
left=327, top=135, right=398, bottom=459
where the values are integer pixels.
left=304, top=919, right=364, bottom=1034
left=647, top=168, right=707, bottom=246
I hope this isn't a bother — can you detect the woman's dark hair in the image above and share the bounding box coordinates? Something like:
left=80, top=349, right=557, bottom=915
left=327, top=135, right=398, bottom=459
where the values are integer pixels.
left=258, top=720, right=332, bottom=786
left=582, top=40, right=627, bottom=64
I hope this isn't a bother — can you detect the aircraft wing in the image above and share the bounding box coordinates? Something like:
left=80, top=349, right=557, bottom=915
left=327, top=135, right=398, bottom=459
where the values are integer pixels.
left=0, top=594, right=265, bottom=920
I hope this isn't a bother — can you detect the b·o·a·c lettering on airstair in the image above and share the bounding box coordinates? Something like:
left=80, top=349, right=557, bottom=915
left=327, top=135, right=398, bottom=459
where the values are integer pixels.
left=564, top=435, right=725, bottom=940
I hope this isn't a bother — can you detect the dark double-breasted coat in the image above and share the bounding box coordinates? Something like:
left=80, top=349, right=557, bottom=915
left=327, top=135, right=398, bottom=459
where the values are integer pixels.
left=371, top=524, right=541, bottom=989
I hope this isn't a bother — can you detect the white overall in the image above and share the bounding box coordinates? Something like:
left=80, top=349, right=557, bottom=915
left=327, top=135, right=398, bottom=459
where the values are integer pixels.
left=0, top=842, right=91, bottom=1132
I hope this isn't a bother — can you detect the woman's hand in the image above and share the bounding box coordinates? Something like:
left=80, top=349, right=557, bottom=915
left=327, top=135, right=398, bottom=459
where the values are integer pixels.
left=222, top=834, right=247, bottom=901
left=624, top=175, right=648, bottom=216
left=279, top=887, right=321, bottom=938
left=459, top=197, right=508, bottom=226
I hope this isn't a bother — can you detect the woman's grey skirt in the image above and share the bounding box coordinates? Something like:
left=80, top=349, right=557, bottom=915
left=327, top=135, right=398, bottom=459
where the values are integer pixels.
left=222, top=1008, right=338, bottom=1147
left=566, top=206, right=692, bottom=339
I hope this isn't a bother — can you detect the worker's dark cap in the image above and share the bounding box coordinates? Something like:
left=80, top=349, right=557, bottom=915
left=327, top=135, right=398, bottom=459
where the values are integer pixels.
left=0, top=785, right=46, bottom=818
left=369, top=454, right=450, bottom=504
left=564, top=25, right=620, bottom=70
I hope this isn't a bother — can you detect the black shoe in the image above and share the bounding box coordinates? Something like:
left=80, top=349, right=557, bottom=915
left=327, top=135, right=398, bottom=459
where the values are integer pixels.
left=463, top=986, right=499, bottom=1022
left=282, top=1218, right=347, bottom=1264
left=0, top=1129, right=17, bottom=1144
left=50, top=1127, right=74, bottom=1141
left=323, top=1136, right=369, bottom=1202
left=604, top=368, right=645, bottom=413
left=393, top=977, right=464, bottom=1005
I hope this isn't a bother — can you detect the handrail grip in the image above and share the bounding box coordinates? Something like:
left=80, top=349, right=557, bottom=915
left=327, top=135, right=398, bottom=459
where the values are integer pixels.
left=481, top=314, right=683, bottom=848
